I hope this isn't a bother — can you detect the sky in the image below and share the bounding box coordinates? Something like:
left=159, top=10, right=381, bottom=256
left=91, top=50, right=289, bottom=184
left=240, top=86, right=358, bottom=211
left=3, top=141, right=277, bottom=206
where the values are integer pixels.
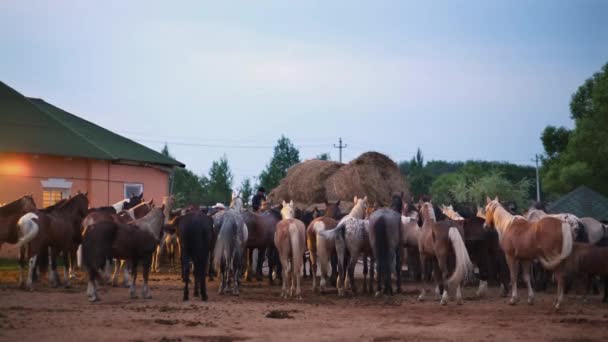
left=1, top=1, right=607, bottom=187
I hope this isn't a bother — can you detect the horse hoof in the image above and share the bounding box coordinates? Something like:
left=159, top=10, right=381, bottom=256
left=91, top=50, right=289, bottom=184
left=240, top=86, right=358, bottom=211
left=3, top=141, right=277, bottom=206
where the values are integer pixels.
left=508, top=299, right=517, bottom=305
left=201, top=294, right=208, bottom=301
left=88, top=296, right=100, bottom=303
left=527, top=298, right=534, bottom=305
left=375, top=291, right=382, bottom=298
left=417, top=295, right=425, bottom=302
left=440, top=300, right=447, bottom=306
left=457, top=299, right=464, bottom=305
left=396, top=288, right=402, bottom=294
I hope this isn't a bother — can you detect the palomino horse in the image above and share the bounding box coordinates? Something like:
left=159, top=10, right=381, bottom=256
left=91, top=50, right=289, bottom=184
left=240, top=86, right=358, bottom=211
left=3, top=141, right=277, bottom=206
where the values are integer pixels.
left=418, top=201, right=473, bottom=305
left=368, top=194, right=405, bottom=296
left=0, top=195, right=37, bottom=247
left=17, top=193, right=89, bottom=290
left=82, top=206, right=165, bottom=301
left=441, top=205, right=509, bottom=297
left=214, top=197, right=248, bottom=295
left=562, top=242, right=608, bottom=302
left=175, top=209, right=214, bottom=301
left=483, top=197, right=573, bottom=309
left=275, top=200, right=306, bottom=299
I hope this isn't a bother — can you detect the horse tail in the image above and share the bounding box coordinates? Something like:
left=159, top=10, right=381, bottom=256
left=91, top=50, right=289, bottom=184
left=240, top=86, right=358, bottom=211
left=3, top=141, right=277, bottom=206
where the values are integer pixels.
left=16, top=213, right=40, bottom=249
left=213, top=231, right=226, bottom=273
left=374, top=216, right=390, bottom=285
left=318, top=222, right=346, bottom=242
left=447, top=226, right=473, bottom=286
left=539, top=221, right=573, bottom=270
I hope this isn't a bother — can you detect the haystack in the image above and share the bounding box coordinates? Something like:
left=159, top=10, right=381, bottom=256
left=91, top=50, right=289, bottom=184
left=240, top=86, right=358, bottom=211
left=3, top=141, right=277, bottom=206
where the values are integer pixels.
left=268, top=151, right=408, bottom=206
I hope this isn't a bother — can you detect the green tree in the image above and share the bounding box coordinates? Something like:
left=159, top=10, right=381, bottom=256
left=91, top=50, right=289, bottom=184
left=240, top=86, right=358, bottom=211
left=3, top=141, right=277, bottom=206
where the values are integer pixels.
left=541, top=62, right=608, bottom=196
left=399, top=148, right=432, bottom=200
left=316, top=153, right=331, bottom=160
left=259, top=135, right=301, bottom=192
left=238, top=178, right=253, bottom=208
left=206, top=155, right=233, bottom=205
left=161, top=143, right=208, bottom=207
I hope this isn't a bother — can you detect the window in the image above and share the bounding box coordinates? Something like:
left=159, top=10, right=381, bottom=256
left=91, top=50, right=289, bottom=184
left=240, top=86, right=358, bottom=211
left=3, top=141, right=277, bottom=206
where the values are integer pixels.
left=43, top=189, right=68, bottom=208
left=124, top=183, right=143, bottom=199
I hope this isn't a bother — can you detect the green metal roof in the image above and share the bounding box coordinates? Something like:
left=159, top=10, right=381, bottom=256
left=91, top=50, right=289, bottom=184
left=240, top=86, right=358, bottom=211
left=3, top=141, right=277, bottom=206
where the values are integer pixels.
left=0, top=81, right=184, bottom=168
left=548, top=185, right=608, bottom=221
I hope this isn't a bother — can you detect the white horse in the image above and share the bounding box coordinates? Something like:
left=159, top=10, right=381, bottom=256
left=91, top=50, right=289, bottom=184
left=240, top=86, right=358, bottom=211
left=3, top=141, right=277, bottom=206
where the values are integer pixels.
left=579, top=217, right=608, bottom=245
left=524, top=208, right=582, bottom=238
left=275, top=200, right=306, bottom=299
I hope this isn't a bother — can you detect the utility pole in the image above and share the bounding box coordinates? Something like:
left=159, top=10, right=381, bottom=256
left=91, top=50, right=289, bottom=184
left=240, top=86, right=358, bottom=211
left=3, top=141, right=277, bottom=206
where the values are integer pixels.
left=334, top=137, right=347, bottom=163
left=534, top=154, right=541, bottom=203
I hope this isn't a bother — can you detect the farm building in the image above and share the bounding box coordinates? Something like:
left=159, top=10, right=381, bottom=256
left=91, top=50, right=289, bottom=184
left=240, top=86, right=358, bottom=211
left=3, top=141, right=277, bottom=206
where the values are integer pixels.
left=548, top=185, right=608, bottom=222
left=0, top=81, right=184, bottom=209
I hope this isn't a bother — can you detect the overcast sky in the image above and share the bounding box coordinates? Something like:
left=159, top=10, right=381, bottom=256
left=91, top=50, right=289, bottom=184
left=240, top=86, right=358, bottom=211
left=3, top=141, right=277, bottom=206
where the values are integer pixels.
left=2, top=1, right=607, bottom=187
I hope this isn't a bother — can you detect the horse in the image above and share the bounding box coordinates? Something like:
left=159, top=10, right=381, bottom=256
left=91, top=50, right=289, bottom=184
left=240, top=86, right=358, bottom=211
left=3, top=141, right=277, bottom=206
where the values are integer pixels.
left=175, top=209, right=213, bottom=301
left=483, top=197, right=573, bottom=309
left=275, top=200, right=306, bottom=299
left=417, top=201, right=473, bottom=305
left=562, top=242, right=608, bottom=302
left=151, top=196, right=176, bottom=273
left=112, top=192, right=144, bottom=212
left=0, top=195, right=37, bottom=247
left=16, top=193, right=89, bottom=290
left=297, top=206, right=322, bottom=278
left=214, top=197, right=248, bottom=295
left=82, top=206, right=165, bottom=302
left=524, top=208, right=583, bottom=238
left=579, top=217, right=608, bottom=245
left=441, top=205, right=509, bottom=297
left=241, top=207, right=282, bottom=284
left=123, top=199, right=154, bottom=221
left=368, top=194, right=405, bottom=296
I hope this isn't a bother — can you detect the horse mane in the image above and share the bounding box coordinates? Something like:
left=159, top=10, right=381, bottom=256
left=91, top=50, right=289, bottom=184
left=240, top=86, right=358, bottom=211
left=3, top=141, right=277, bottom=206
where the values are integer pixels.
left=41, top=199, right=68, bottom=213
left=0, top=196, right=31, bottom=214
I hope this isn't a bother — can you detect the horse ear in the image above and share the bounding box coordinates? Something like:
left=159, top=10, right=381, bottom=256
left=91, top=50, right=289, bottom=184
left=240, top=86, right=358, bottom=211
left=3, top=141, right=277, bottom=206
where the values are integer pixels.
left=336, top=200, right=340, bottom=206
left=363, top=196, right=368, bottom=202
left=494, top=196, right=499, bottom=202
left=282, top=200, right=287, bottom=207
left=290, top=200, right=294, bottom=207
left=486, top=196, right=492, bottom=204
left=354, top=196, right=358, bottom=203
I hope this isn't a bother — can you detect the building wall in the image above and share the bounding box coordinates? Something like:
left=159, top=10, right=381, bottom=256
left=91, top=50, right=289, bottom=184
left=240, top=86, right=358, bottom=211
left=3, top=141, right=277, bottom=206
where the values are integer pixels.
left=0, top=152, right=170, bottom=257
left=0, top=152, right=170, bottom=207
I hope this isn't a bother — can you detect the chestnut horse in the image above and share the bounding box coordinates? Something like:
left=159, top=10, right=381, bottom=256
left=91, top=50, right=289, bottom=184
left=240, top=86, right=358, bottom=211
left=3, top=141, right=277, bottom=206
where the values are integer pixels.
left=483, top=197, right=573, bottom=309
left=0, top=195, right=37, bottom=247
left=275, top=200, right=306, bottom=299
left=17, top=193, right=89, bottom=290
left=306, top=200, right=342, bottom=292
left=417, top=201, right=473, bottom=305
left=241, top=208, right=282, bottom=284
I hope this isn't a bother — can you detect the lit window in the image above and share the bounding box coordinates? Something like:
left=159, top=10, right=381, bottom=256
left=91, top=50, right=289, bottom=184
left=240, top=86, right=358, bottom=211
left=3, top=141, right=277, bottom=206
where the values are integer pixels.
left=43, top=189, right=67, bottom=208
left=124, top=183, right=143, bottom=199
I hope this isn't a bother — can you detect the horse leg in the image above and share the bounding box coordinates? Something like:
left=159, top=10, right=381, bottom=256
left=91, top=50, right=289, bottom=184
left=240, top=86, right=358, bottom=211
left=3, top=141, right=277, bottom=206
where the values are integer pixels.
left=63, top=250, right=72, bottom=288
left=395, top=247, right=402, bottom=294
left=26, top=254, right=38, bottom=291
left=182, top=255, right=190, bottom=301
left=603, top=276, right=608, bottom=303
left=369, top=256, right=376, bottom=295
left=418, top=254, right=427, bottom=301
left=122, top=260, right=132, bottom=288
left=129, top=259, right=138, bottom=299
left=18, top=246, right=27, bottom=289
left=142, top=257, right=152, bottom=299
left=349, top=254, right=358, bottom=295
left=218, top=259, right=226, bottom=295
left=506, top=254, right=519, bottom=305
left=437, top=256, right=449, bottom=305
left=49, top=248, right=60, bottom=287
left=554, top=268, right=565, bottom=310
left=521, top=260, right=534, bottom=305
left=294, top=250, right=303, bottom=300
left=476, top=242, right=489, bottom=298
left=256, top=247, right=265, bottom=281
left=245, top=248, right=253, bottom=282
left=362, top=255, right=368, bottom=294
left=281, top=256, right=289, bottom=299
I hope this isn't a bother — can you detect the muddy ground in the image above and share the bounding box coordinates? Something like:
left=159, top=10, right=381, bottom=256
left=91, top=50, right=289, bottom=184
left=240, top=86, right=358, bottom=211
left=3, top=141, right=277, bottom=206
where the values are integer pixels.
left=0, top=267, right=607, bottom=342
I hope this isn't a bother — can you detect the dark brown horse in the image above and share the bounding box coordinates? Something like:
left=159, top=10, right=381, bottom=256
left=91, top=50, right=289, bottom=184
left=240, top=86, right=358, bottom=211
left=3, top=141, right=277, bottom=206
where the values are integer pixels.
left=563, top=242, right=608, bottom=302
left=17, top=193, right=89, bottom=290
left=0, top=195, right=37, bottom=247
left=241, top=208, right=282, bottom=283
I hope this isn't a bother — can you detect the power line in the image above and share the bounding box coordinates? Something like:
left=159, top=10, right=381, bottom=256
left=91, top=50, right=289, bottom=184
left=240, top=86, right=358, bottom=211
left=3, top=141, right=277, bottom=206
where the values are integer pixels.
left=333, top=137, right=347, bottom=163
left=131, top=138, right=329, bottom=150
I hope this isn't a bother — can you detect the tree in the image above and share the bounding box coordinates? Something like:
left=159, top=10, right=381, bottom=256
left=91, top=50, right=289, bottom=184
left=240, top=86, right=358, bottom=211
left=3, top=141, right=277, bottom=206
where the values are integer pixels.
left=259, top=135, right=301, bottom=192
left=399, top=148, right=432, bottom=201
left=206, top=155, right=233, bottom=205
left=161, top=143, right=206, bottom=208
left=238, top=178, right=253, bottom=208
left=541, top=62, right=608, bottom=196
left=316, top=153, right=331, bottom=161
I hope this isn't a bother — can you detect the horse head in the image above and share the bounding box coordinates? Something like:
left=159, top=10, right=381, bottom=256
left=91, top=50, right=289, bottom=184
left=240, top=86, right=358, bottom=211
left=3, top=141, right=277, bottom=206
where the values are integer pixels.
left=390, top=193, right=404, bottom=213
left=281, top=200, right=295, bottom=219
left=483, top=196, right=501, bottom=229
left=324, top=200, right=341, bottom=220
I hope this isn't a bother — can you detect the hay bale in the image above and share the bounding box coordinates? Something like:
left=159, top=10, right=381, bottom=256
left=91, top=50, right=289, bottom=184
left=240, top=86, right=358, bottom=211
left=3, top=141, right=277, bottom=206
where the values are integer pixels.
left=269, top=152, right=408, bottom=206
left=325, top=152, right=408, bottom=206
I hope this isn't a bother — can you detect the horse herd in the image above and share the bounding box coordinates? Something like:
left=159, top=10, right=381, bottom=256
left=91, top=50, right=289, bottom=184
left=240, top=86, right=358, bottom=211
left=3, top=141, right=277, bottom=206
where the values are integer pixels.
left=1, top=191, right=607, bottom=311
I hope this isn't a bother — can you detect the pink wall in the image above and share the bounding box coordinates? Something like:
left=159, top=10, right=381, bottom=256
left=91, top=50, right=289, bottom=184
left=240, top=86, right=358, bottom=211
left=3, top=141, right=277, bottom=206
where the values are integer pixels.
left=0, top=152, right=170, bottom=208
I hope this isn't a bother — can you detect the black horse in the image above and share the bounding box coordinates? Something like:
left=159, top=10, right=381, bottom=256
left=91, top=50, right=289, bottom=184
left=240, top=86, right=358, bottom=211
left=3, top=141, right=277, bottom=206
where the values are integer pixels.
left=177, top=210, right=213, bottom=301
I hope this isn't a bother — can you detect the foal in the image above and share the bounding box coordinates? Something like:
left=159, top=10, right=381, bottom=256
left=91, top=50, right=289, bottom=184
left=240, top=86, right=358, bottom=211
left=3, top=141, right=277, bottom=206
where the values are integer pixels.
left=275, top=200, right=306, bottom=299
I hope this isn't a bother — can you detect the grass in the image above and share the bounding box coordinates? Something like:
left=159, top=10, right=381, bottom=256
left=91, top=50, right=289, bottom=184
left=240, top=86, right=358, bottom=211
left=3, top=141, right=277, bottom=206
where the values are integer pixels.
left=0, top=259, right=19, bottom=272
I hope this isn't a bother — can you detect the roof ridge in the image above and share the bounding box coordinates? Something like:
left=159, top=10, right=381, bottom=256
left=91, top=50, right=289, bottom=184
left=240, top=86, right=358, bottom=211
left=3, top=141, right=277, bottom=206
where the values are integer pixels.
left=27, top=98, right=117, bottom=159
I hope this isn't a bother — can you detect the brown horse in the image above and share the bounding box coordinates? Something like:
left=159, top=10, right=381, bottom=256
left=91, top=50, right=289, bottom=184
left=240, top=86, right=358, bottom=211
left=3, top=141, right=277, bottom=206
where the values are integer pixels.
left=0, top=195, right=37, bottom=246
left=483, top=197, right=573, bottom=309
left=417, top=201, right=473, bottom=305
left=562, top=242, right=608, bottom=302
left=17, top=193, right=89, bottom=290
left=242, top=208, right=282, bottom=283
left=82, top=206, right=165, bottom=301
left=275, top=200, right=306, bottom=299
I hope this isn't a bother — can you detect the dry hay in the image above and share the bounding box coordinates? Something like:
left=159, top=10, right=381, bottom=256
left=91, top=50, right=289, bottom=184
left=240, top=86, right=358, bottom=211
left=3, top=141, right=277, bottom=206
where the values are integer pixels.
left=269, top=151, right=408, bottom=206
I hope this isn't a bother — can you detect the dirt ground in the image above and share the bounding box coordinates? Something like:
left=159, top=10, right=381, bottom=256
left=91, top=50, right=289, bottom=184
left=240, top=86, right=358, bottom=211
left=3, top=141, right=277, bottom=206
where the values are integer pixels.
left=0, top=268, right=607, bottom=342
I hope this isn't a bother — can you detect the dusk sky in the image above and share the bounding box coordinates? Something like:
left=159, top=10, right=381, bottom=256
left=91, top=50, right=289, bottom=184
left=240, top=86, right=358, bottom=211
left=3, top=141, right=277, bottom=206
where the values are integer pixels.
left=2, top=1, right=607, bottom=186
